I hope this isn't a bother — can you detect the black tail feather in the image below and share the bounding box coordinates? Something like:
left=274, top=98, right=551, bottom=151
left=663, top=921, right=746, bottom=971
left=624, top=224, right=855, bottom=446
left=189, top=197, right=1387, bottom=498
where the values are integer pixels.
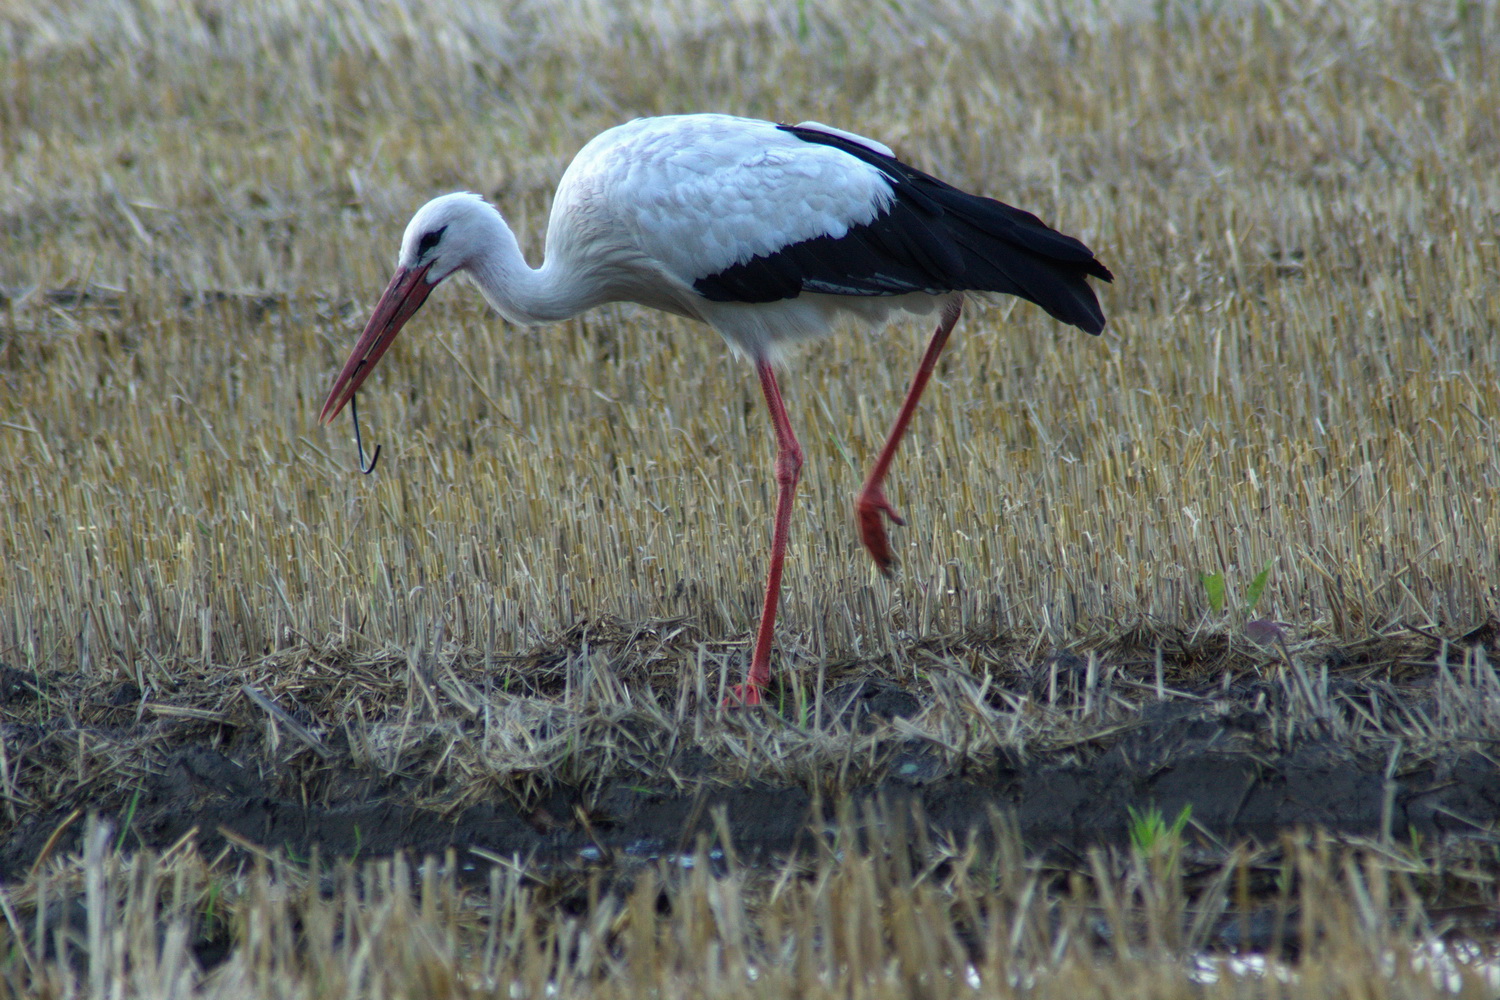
left=777, top=123, right=1113, bottom=335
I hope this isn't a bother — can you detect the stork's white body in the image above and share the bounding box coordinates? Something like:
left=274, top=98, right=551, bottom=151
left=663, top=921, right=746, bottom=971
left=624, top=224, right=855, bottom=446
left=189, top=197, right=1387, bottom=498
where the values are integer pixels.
left=321, top=113, right=1111, bottom=705
left=419, top=115, right=943, bottom=359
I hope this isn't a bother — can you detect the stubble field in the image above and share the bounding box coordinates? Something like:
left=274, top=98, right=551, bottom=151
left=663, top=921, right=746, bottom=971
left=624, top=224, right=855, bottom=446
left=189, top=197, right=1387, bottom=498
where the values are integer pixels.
left=1, top=0, right=1499, bottom=995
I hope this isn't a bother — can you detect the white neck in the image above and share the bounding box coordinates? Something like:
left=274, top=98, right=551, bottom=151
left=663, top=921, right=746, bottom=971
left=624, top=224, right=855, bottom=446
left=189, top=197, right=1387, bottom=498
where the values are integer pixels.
left=461, top=211, right=598, bottom=326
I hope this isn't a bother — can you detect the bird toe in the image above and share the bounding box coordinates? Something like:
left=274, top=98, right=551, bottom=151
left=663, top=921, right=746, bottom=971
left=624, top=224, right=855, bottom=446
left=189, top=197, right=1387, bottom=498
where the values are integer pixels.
left=856, top=491, right=904, bottom=573
left=724, top=683, right=765, bottom=708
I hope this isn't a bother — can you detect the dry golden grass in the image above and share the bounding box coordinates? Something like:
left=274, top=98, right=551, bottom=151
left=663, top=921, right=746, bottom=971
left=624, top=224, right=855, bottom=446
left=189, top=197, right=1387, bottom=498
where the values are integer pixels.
left=2, top=0, right=1496, bottom=686
left=5, top=808, right=1499, bottom=999
left=3, top=0, right=1500, bottom=994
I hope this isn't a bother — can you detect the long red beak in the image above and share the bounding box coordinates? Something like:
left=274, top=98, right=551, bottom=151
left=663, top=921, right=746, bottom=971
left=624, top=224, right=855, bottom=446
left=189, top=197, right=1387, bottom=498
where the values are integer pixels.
left=318, top=263, right=436, bottom=424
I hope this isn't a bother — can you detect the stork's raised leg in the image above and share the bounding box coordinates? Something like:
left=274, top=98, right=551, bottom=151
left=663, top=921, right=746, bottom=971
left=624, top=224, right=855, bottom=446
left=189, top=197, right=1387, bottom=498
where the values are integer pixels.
left=729, top=361, right=804, bottom=706
left=856, top=295, right=964, bottom=574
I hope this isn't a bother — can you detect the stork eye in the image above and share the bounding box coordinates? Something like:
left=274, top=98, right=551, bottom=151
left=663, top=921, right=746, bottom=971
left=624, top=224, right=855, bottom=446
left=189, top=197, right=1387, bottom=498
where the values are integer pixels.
left=417, top=226, right=447, bottom=257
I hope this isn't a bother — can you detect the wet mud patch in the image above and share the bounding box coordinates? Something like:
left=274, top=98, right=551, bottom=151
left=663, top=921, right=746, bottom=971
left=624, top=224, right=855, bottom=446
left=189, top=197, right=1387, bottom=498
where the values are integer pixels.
left=3, top=633, right=1498, bottom=879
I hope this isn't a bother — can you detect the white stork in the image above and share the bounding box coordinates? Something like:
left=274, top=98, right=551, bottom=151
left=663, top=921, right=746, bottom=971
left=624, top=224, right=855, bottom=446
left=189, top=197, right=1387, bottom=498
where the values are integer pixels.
left=318, top=113, right=1112, bottom=706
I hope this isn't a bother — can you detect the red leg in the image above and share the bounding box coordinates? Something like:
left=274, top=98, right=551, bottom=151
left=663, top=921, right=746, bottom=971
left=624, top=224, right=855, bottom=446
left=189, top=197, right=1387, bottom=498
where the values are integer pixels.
left=728, top=361, right=804, bottom=707
left=857, top=295, right=964, bottom=575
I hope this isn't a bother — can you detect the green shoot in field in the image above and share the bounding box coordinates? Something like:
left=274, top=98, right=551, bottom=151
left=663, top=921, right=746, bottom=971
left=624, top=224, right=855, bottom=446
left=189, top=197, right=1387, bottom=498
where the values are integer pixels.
left=1127, top=802, right=1192, bottom=857
left=1199, top=560, right=1273, bottom=616
left=200, top=875, right=230, bottom=938
left=114, top=789, right=141, bottom=853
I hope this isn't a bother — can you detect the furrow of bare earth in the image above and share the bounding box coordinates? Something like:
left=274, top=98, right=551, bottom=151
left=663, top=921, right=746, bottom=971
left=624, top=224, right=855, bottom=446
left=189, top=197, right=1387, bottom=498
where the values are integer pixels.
left=3, top=632, right=1497, bottom=879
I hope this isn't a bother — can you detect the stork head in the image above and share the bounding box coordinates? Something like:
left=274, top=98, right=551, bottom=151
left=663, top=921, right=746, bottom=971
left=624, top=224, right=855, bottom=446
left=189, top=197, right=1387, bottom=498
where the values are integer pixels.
left=394, top=192, right=496, bottom=282
left=318, top=192, right=496, bottom=425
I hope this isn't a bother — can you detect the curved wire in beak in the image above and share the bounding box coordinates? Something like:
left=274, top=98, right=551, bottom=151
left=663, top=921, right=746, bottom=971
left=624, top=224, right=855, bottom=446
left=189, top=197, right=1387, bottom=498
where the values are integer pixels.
left=318, top=262, right=436, bottom=425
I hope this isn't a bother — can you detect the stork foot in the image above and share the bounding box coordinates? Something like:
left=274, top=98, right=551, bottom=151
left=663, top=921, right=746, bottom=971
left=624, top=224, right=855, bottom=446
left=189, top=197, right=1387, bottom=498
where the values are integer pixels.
left=856, top=489, right=906, bottom=576
left=724, top=682, right=765, bottom=708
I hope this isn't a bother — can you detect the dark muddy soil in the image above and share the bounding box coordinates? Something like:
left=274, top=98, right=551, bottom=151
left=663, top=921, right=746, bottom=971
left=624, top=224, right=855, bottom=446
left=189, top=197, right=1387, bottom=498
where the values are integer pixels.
left=4, top=648, right=1498, bottom=880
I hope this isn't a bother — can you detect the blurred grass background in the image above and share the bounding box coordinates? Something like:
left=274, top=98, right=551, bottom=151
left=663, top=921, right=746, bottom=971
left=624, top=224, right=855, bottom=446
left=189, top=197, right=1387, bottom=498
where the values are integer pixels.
left=4, top=4, right=1500, bottom=995
left=1, top=0, right=1496, bottom=685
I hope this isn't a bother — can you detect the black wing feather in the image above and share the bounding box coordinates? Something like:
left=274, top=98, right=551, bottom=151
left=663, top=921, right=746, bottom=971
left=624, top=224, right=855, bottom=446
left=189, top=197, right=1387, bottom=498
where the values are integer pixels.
left=692, top=123, right=1113, bottom=335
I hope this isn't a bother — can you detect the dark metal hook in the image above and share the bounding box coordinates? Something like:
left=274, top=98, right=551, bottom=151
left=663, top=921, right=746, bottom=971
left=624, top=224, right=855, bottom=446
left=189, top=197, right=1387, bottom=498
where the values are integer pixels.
left=349, top=373, right=381, bottom=475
